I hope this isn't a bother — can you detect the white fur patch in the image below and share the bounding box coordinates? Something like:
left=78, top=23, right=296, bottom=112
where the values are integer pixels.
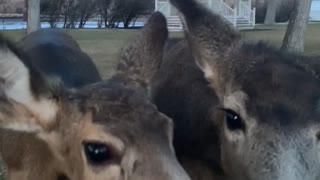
left=0, top=47, right=58, bottom=128
left=202, top=62, right=214, bottom=79
left=4, top=121, right=41, bottom=133
left=195, top=59, right=214, bottom=79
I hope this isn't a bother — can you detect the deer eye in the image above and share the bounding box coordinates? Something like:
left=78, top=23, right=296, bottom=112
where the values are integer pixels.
left=224, top=109, right=245, bottom=131
left=84, top=142, right=111, bottom=165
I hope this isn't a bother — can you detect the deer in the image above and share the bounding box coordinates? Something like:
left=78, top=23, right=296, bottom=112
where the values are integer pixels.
left=0, top=27, right=102, bottom=178
left=0, top=12, right=191, bottom=180
left=17, top=28, right=102, bottom=88
left=151, top=0, right=320, bottom=180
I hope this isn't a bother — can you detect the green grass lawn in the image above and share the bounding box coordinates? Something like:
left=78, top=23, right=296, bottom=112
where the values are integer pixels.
left=1, top=23, right=320, bottom=80
left=241, top=23, right=320, bottom=56
left=0, top=24, right=319, bottom=179
left=2, top=29, right=140, bottom=79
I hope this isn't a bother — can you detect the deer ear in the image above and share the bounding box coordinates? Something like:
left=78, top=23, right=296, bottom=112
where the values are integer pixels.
left=170, top=0, right=241, bottom=97
left=116, top=12, right=169, bottom=89
left=0, top=38, right=59, bottom=133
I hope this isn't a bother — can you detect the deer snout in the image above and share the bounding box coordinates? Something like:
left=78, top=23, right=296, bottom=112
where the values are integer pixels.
left=253, top=132, right=320, bottom=180
left=131, top=154, right=191, bottom=180
left=164, top=158, right=191, bottom=180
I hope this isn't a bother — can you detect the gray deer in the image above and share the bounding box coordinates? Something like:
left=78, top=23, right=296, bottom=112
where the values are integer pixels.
left=0, top=12, right=190, bottom=180
left=17, top=28, right=102, bottom=88
left=151, top=0, right=320, bottom=180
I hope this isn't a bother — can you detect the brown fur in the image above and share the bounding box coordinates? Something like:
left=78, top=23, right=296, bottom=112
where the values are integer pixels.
left=0, top=13, right=190, bottom=180
left=152, top=0, right=320, bottom=180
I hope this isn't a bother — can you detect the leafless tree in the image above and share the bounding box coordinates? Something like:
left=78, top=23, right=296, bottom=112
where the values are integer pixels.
left=40, top=0, right=64, bottom=28
left=61, top=0, right=78, bottom=28
left=96, top=0, right=112, bottom=28
left=77, top=0, right=97, bottom=28
left=282, top=0, right=312, bottom=52
left=110, top=0, right=153, bottom=28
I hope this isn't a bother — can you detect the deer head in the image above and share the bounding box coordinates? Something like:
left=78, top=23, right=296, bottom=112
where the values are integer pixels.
left=0, top=12, right=190, bottom=180
left=170, top=0, right=320, bottom=179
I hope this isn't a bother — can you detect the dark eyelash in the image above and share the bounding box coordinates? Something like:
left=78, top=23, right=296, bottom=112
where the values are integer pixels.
left=217, top=107, right=237, bottom=114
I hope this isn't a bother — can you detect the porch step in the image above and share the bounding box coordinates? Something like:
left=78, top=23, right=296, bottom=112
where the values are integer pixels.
left=166, top=16, right=255, bottom=31
left=166, top=16, right=183, bottom=31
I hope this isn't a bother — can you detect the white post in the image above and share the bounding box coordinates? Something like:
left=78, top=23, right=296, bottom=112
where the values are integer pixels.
left=237, top=0, right=241, bottom=16
left=209, top=0, right=213, bottom=9
left=27, top=0, right=40, bottom=34
left=168, top=1, right=172, bottom=16
left=253, top=7, right=256, bottom=26
left=218, top=0, right=223, bottom=14
left=234, top=8, right=237, bottom=27
left=155, top=0, right=159, bottom=11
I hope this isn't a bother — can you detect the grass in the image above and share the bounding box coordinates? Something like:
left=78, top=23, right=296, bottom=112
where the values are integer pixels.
left=241, top=23, right=320, bottom=56
left=0, top=24, right=319, bottom=179
left=2, top=29, right=140, bottom=79
left=1, top=24, right=320, bottom=79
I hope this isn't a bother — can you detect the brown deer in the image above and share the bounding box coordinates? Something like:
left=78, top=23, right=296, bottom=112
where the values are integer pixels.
left=0, top=12, right=190, bottom=180
left=151, top=0, right=320, bottom=180
left=0, top=26, right=101, bottom=179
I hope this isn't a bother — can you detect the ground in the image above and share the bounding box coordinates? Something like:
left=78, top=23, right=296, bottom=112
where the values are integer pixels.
left=0, top=23, right=320, bottom=179
left=1, top=23, right=320, bottom=79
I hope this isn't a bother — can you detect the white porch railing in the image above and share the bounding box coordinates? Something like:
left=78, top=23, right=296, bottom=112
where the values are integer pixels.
left=239, top=2, right=256, bottom=26
left=241, top=0, right=251, bottom=7
left=155, top=0, right=256, bottom=31
left=220, top=1, right=237, bottom=26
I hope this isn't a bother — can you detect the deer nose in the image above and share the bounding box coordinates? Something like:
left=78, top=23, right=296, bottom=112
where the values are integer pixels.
left=316, top=131, right=320, bottom=143
left=167, top=160, right=191, bottom=180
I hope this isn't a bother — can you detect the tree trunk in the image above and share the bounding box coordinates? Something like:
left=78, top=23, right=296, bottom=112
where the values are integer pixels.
left=63, top=15, right=68, bottom=28
left=104, top=15, right=108, bottom=28
left=27, top=0, right=41, bottom=34
left=281, top=0, right=312, bottom=53
left=264, top=0, right=278, bottom=25
left=78, top=16, right=84, bottom=28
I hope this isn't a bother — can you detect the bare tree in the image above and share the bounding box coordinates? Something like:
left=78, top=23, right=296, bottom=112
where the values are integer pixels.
left=96, top=0, right=112, bottom=28
left=111, top=0, right=153, bottom=28
left=62, top=0, right=77, bottom=28
left=264, top=0, right=278, bottom=25
left=27, top=0, right=41, bottom=34
left=281, top=0, right=312, bottom=53
left=77, top=0, right=97, bottom=28
left=40, top=0, right=64, bottom=28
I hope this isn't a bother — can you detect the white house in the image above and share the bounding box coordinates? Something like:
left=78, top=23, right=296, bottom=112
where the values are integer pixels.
left=310, top=0, right=320, bottom=21
left=155, top=0, right=256, bottom=31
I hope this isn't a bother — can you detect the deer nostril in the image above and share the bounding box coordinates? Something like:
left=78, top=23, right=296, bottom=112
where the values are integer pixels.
left=132, top=160, right=139, bottom=173
left=316, top=132, right=320, bottom=142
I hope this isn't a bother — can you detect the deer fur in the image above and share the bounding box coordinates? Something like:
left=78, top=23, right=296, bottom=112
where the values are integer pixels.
left=0, top=12, right=190, bottom=180
left=151, top=0, right=320, bottom=180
